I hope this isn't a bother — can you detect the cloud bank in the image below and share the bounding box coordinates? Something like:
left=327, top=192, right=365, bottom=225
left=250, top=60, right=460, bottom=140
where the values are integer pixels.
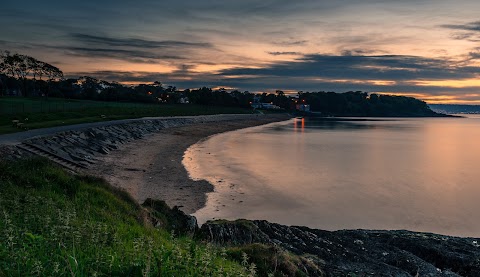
left=2, top=0, right=480, bottom=103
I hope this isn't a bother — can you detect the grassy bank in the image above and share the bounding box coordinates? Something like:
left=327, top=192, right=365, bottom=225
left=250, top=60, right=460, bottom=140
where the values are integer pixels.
left=0, top=158, right=254, bottom=276
left=0, top=97, right=252, bottom=134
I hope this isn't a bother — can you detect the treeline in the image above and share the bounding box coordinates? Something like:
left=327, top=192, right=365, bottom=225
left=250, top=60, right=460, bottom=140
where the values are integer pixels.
left=51, top=77, right=259, bottom=107
left=0, top=51, right=438, bottom=116
left=298, top=91, right=438, bottom=116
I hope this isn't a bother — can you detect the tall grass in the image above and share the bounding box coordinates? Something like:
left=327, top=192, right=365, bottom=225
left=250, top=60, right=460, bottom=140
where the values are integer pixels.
left=0, top=158, right=253, bottom=276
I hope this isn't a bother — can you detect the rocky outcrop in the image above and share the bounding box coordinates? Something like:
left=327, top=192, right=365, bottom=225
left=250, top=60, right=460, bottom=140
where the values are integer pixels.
left=198, top=220, right=480, bottom=276
left=143, top=198, right=198, bottom=235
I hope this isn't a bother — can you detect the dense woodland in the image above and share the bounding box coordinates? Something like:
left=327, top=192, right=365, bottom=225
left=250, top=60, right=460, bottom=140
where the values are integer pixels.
left=0, top=51, right=438, bottom=116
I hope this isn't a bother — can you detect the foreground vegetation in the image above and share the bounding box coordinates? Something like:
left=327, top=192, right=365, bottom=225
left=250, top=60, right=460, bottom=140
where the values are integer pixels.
left=0, top=97, right=251, bottom=134
left=0, top=158, right=254, bottom=276
left=0, top=158, right=313, bottom=276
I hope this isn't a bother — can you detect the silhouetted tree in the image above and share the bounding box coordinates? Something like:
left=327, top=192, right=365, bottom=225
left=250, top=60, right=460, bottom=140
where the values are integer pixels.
left=0, top=51, right=64, bottom=97
left=0, top=51, right=21, bottom=95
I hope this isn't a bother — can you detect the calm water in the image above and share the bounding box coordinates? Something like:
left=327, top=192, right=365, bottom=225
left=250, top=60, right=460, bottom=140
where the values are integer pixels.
left=183, top=115, right=480, bottom=237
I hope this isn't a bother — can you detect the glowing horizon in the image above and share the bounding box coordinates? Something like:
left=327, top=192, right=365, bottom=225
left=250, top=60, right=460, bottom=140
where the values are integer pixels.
left=2, top=0, right=480, bottom=104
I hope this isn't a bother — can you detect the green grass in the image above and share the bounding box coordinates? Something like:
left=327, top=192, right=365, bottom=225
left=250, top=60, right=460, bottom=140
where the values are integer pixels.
left=0, top=97, right=252, bottom=134
left=0, top=158, right=254, bottom=276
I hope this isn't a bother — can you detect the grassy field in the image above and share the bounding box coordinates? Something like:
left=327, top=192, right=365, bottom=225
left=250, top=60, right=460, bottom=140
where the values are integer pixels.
left=0, top=97, right=252, bottom=134
left=0, top=158, right=256, bottom=276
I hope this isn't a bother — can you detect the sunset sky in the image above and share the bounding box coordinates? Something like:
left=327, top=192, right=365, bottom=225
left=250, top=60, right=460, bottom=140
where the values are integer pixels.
left=2, top=0, right=480, bottom=103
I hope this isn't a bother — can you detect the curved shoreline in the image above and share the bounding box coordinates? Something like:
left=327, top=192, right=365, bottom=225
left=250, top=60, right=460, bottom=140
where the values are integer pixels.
left=91, top=114, right=291, bottom=213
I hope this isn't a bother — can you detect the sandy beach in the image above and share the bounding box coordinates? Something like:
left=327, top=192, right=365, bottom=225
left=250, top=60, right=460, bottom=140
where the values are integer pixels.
left=91, top=114, right=290, bottom=214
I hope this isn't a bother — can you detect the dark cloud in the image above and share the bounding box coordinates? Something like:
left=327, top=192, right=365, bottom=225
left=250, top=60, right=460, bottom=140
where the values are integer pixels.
left=62, top=47, right=185, bottom=63
left=68, top=70, right=217, bottom=88
left=442, top=21, right=480, bottom=32
left=0, top=40, right=32, bottom=50
left=450, top=32, right=476, bottom=40
left=70, top=33, right=212, bottom=49
left=174, top=64, right=197, bottom=74
left=55, top=33, right=214, bottom=63
left=340, top=49, right=387, bottom=56
left=220, top=54, right=476, bottom=81
left=69, top=70, right=164, bottom=83
left=468, top=50, right=480, bottom=60
left=272, top=40, right=308, bottom=46
left=442, top=21, right=480, bottom=42
left=268, top=52, right=302, bottom=56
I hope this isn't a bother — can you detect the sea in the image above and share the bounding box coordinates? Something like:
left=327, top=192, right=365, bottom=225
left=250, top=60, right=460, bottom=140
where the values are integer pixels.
left=183, top=115, right=480, bottom=237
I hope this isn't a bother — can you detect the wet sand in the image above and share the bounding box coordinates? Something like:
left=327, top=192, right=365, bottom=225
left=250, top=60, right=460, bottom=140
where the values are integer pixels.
left=91, top=114, right=290, bottom=214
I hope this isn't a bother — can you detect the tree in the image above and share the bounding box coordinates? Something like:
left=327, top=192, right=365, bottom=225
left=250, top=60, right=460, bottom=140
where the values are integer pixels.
left=1, top=52, right=24, bottom=95
left=166, top=85, right=176, bottom=93
left=0, top=51, right=8, bottom=95
left=42, top=63, right=64, bottom=97
left=1, top=51, right=17, bottom=81
left=27, top=56, right=44, bottom=95
left=0, top=51, right=64, bottom=97
left=78, top=76, right=100, bottom=99
left=9, top=53, right=32, bottom=96
left=0, top=51, right=6, bottom=75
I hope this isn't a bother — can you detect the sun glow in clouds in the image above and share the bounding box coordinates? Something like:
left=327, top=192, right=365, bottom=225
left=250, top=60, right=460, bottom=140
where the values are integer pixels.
left=414, top=79, right=480, bottom=88
left=3, top=0, right=480, bottom=103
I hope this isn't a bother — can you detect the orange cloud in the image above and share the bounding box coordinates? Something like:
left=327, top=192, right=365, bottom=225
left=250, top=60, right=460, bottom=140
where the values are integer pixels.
left=414, top=79, right=480, bottom=88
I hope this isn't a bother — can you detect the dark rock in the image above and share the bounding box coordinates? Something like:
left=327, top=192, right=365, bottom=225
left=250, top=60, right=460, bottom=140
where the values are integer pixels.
left=142, top=198, right=198, bottom=235
left=98, top=146, right=109, bottom=154
left=198, top=219, right=271, bottom=245
left=198, top=220, right=480, bottom=276
left=0, top=145, right=34, bottom=160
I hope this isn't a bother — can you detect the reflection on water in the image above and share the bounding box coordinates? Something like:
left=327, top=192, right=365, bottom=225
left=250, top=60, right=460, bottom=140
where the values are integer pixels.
left=184, top=116, right=480, bottom=237
left=287, top=117, right=417, bottom=132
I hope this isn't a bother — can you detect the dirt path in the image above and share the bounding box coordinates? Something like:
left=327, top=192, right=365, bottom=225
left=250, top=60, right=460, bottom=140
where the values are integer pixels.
left=0, top=115, right=253, bottom=145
